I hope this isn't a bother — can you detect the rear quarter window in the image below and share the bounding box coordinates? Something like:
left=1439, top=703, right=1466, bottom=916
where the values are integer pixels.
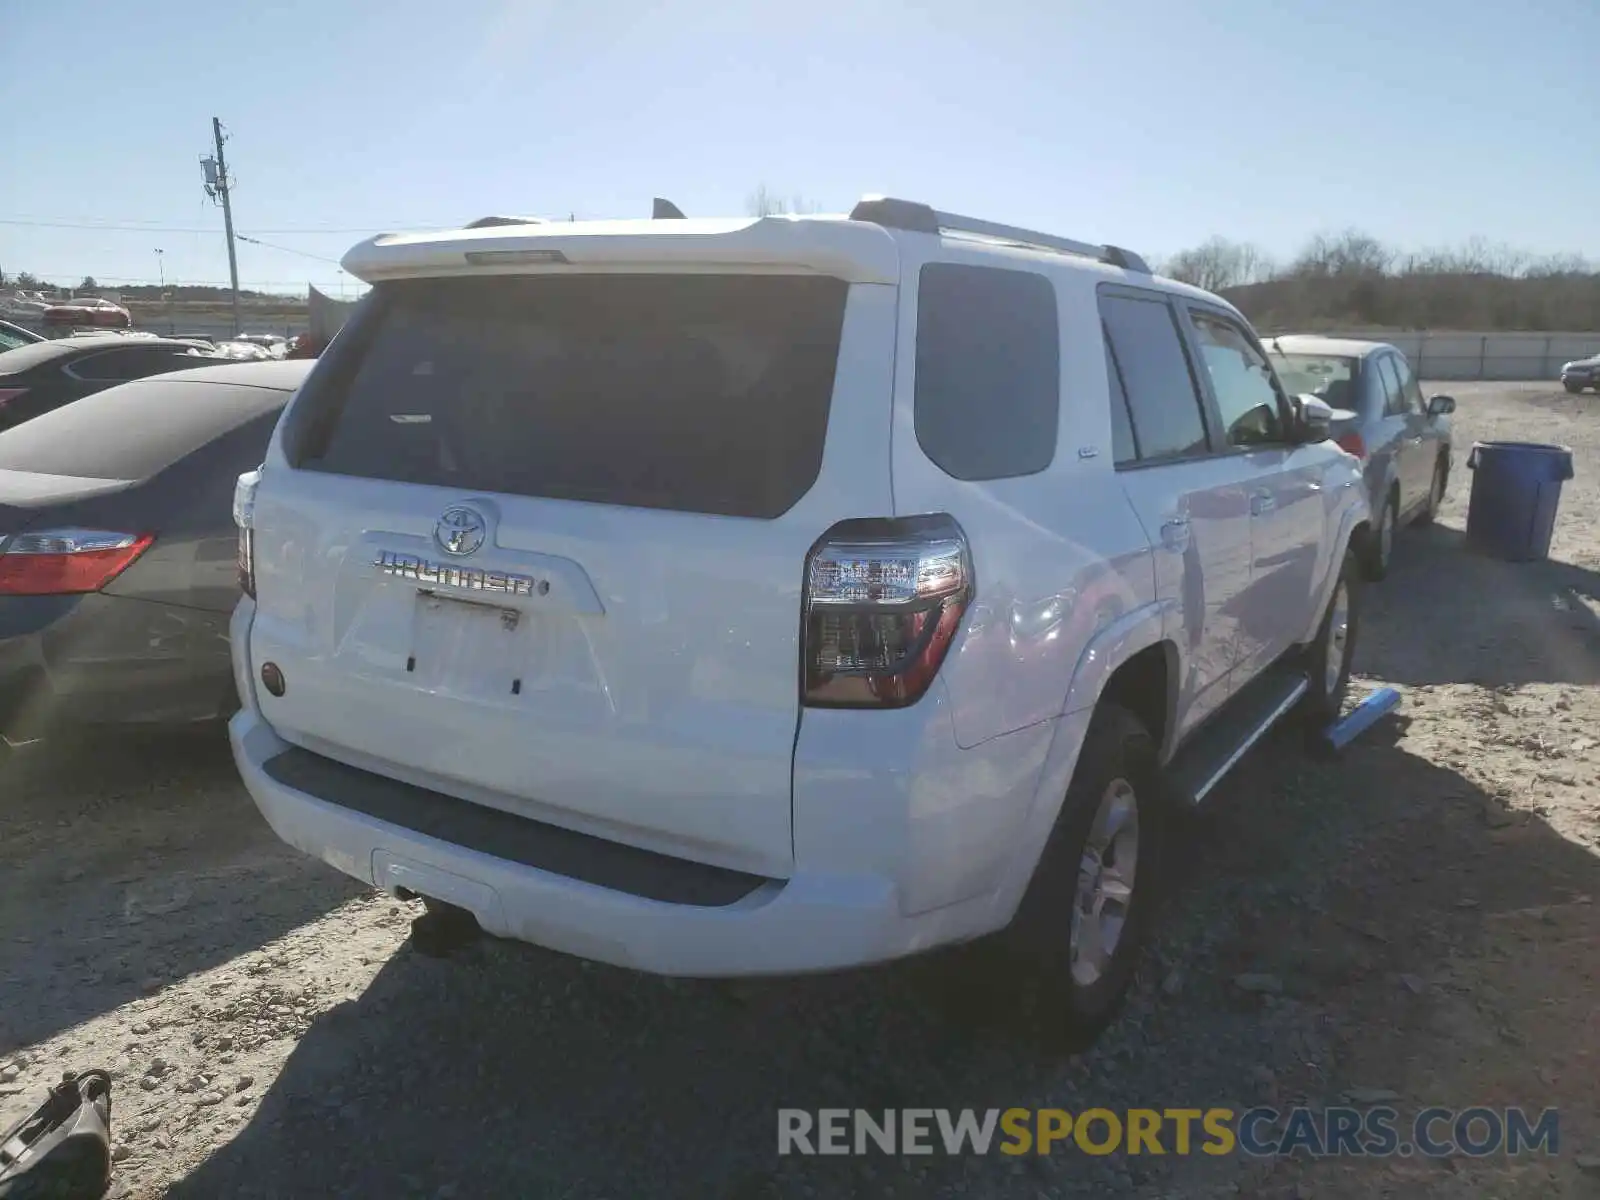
left=289, top=274, right=849, bottom=520
left=914, top=262, right=1059, bottom=481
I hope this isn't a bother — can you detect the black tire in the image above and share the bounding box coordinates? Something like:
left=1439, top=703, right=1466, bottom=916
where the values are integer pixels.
left=1414, top=457, right=1447, bottom=526
left=1359, top=491, right=1397, bottom=581
left=1299, top=548, right=1360, bottom=728
left=1003, top=703, right=1164, bottom=1048
left=1563, top=381, right=1583, bottom=394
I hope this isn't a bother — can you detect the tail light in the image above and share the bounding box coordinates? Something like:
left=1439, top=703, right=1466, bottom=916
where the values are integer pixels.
left=234, top=469, right=261, bottom=598
left=1336, top=431, right=1367, bottom=460
left=802, top=515, right=972, bottom=708
left=0, top=388, right=27, bottom=409
left=0, top=529, right=154, bottom=596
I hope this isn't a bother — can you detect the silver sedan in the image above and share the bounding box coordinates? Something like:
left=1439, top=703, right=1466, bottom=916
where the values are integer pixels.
left=1267, top=334, right=1456, bottom=580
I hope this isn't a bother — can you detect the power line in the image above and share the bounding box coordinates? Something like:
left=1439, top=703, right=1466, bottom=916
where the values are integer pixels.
left=0, top=217, right=451, bottom=233
left=234, top=234, right=344, bottom=264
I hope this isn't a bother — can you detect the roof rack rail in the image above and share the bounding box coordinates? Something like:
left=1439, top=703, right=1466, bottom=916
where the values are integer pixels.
left=463, top=215, right=546, bottom=229
left=847, top=195, right=1151, bottom=274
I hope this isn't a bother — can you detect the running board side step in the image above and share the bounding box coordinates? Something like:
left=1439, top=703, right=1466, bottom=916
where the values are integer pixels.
left=1168, top=667, right=1309, bottom=806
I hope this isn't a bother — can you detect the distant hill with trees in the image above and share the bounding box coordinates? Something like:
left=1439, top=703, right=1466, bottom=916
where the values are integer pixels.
left=1160, top=231, right=1600, bottom=332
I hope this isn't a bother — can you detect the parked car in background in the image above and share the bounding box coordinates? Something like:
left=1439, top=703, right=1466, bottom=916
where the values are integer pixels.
left=0, top=291, right=51, bottom=320
left=213, top=340, right=275, bottom=362
left=0, top=359, right=313, bottom=751
left=0, top=320, right=44, bottom=352
left=0, top=335, right=219, bottom=431
left=42, top=296, right=132, bottom=330
left=1268, top=335, right=1454, bottom=580
left=229, top=197, right=1371, bottom=1044
left=1560, top=352, right=1600, bottom=393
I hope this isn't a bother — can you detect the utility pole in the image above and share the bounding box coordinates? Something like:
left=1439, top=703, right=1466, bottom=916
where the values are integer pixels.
left=201, top=117, right=242, bottom=336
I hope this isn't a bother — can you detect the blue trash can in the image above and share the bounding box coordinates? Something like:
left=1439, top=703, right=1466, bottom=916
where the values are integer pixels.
left=1464, top=441, right=1575, bottom=561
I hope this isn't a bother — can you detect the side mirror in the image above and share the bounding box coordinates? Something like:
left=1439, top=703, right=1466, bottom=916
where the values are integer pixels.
left=1294, top=394, right=1335, bottom=442
left=1427, top=394, right=1456, bottom=416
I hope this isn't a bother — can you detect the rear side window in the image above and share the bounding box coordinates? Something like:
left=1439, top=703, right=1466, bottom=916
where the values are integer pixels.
left=292, top=274, right=848, bottom=519
left=69, top=347, right=205, bottom=382
left=1104, top=330, right=1138, bottom=465
left=914, top=263, right=1059, bottom=481
left=1099, top=292, right=1209, bottom=461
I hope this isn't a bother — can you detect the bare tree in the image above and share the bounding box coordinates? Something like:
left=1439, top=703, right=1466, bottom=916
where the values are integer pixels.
left=1162, top=237, right=1275, bottom=291
left=746, top=184, right=822, bottom=217
left=1289, top=229, right=1392, bottom=278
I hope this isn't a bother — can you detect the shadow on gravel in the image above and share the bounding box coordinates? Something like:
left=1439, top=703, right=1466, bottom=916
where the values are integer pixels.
left=1360, top=524, right=1600, bottom=687
left=167, top=721, right=1600, bottom=1200
left=0, top=729, right=362, bottom=1054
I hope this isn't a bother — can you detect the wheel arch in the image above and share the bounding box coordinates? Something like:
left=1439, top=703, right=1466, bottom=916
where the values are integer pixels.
left=1301, top=500, right=1370, bottom=645
left=987, top=607, right=1176, bottom=923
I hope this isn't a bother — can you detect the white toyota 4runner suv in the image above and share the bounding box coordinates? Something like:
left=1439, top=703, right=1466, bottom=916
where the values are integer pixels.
left=230, top=196, right=1371, bottom=1041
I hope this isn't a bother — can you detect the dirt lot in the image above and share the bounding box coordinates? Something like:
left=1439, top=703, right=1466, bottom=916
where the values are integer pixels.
left=2, top=382, right=1598, bottom=1199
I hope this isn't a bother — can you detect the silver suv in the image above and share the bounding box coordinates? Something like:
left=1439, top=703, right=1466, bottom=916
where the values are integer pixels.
left=229, top=196, right=1371, bottom=1042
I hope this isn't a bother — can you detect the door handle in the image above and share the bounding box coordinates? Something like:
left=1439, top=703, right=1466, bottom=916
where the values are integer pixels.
left=1159, top=516, right=1190, bottom=550
left=1250, top=489, right=1276, bottom=515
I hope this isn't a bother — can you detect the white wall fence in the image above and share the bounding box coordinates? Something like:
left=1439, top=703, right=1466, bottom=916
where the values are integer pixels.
left=1271, top=329, right=1600, bottom=381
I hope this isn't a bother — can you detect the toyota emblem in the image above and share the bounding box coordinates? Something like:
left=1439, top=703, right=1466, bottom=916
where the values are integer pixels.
left=435, top=506, right=487, bottom=557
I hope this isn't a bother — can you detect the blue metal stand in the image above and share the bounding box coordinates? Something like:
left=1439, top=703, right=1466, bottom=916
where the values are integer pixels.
left=1319, top=686, right=1402, bottom=753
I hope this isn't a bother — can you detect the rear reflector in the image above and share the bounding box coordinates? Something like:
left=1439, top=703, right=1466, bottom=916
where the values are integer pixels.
left=0, top=529, right=154, bottom=596
left=802, top=515, right=972, bottom=708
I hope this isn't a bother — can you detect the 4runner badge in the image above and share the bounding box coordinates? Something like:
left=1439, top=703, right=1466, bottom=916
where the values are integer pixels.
left=435, top=506, right=487, bottom=557
left=373, top=550, right=550, bottom=598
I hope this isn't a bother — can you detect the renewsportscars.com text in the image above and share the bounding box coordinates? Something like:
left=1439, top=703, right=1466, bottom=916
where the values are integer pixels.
left=777, top=1107, right=1559, bottom=1159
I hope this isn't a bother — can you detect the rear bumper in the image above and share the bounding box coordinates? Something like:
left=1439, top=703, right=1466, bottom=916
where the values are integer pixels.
left=227, top=581, right=1081, bottom=975
left=0, top=594, right=233, bottom=737
left=232, top=700, right=1023, bottom=975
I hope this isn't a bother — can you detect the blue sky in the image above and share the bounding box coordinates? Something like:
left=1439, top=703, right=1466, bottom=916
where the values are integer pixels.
left=4, top=0, right=1597, bottom=296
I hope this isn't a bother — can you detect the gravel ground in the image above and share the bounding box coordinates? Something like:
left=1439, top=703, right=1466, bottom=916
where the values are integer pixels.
left=2, top=381, right=1597, bottom=1199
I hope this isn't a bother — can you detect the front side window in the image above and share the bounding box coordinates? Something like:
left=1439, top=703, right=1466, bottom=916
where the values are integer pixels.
left=1391, top=352, right=1426, bottom=414
left=1189, top=311, right=1287, bottom=447
left=915, top=262, right=1059, bottom=481
left=1376, top=355, right=1405, bottom=416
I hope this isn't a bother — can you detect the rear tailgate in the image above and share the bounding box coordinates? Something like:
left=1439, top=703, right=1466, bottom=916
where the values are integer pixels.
left=248, top=267, right=897, bottom=876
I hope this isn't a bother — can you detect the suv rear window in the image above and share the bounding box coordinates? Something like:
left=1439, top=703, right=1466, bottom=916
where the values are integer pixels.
left=290, top=274, right=849, bottom=519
